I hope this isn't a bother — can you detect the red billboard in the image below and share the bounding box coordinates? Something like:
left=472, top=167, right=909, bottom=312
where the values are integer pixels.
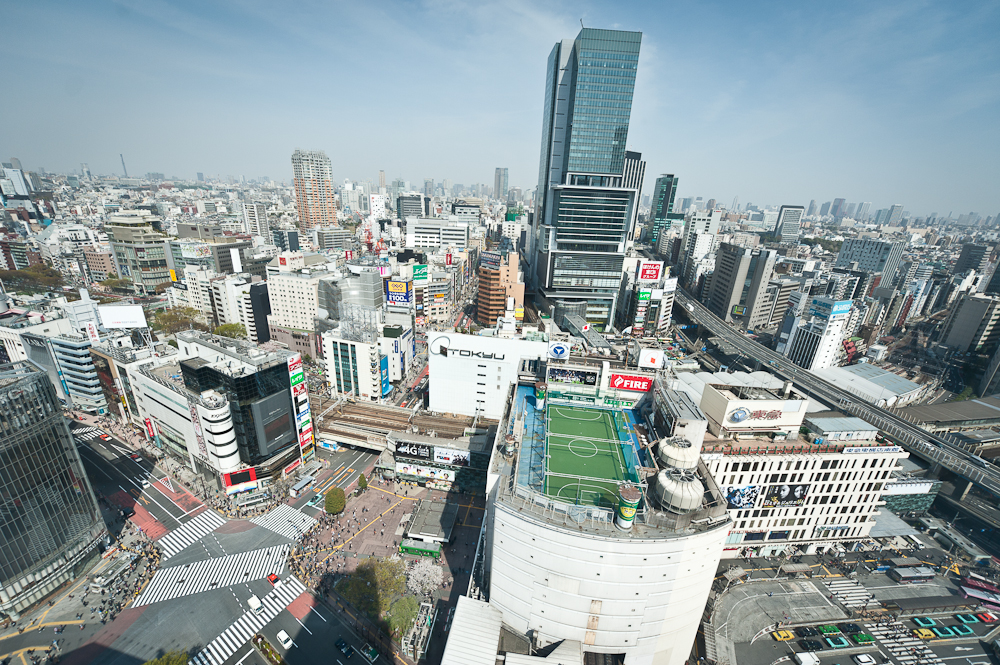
left=609, top=373, right=653, bottom=392
left=223, top=468, right=258, bottom=487
left=637, top=260, right=663, bottom=282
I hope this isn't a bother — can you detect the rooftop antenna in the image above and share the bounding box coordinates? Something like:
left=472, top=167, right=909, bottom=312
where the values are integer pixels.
left=580, top=19, right=585, bottom=29
left=120, top=154, right=128, bottom=177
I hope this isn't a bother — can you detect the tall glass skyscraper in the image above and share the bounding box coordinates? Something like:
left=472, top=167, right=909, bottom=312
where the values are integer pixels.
left=0, top=362, right=106, bottom=619
left=532, top=28, right=642, bottom=330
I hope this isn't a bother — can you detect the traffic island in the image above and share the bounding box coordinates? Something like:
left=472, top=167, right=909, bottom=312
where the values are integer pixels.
left=251, top=633, right=286, bottom=665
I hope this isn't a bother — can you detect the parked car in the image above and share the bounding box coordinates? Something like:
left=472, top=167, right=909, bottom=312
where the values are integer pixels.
left=773, top=630, right=795, bottom=641
left=276, top=630, right=293, bottom=649
left=853, top=654, right=877, bottom=665
left=912, top=628, right=935, bottom=640
left=267, top=574, right=279, bottom=586
left=799, top=640, right=823, bottom=652
left=795, top=627, right=819, bottom=637
left=838, top=623, right=862, bottom=634
left=336, top=638, right=353, bottom=658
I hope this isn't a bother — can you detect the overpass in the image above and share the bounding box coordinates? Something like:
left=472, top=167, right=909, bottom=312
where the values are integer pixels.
left=674, top=289, right=1000, bottom=498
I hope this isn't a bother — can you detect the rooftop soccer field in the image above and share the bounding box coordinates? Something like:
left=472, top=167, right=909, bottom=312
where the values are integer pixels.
left=543, top=403, right=638, bottom=508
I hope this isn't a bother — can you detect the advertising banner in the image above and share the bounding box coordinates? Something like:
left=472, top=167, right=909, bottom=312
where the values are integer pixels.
left=395, top=462, right=455, bottom=481
left=480, top=252, right=501, bottom=268
left=547, top=367, right=598, bottom=386
left=732, top=305, right=748, bottom=316
left=638, top=348, right=665, bottom=369
left=169, top=269, right=177, bottom=282
left=637, top=260, right=663, bottom=282
left=386, top=280, right=412, bottom=304
left=637, top=290, right=651, bottom=302
left=608, top=373, right=653, bottom=392
left=395, top=442, right=432, bottom=460
left=762, top=484, right=810, bottom=507
left=446, top=253, right=452, bottom=266
left=723, top=485, right=760, bottom=510
left=181, top=244, right=212, bottom=259
left=380, top=356, right=390, bottom=396
left=292, top=382, right=307, bottom=397
left=287, top=352, right=314, bottom=463
left=663, top=277, right=678, bottom=293
left=223, top=468, right=258, bottom=487
left=413, top=264, right=428, bottom=281
left=85, top=321, right=101, bottom=345
left=284, top=459, right=301, bottom=476
left=843, top=446, right=903, bottom=454
left=433, top=447, right=470, bottom=466
left=345, top=250, right=355, bottom=260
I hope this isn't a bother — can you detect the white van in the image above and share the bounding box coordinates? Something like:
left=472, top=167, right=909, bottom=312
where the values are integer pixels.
left=248, top=594, right=263, bottom=615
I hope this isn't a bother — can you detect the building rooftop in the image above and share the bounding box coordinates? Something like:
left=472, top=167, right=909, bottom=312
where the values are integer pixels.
left=897, top=395, right=1000, bottom=428
left=803, top=415, right=878, bottom=432
left=812, top=363, right=921, bottom=398
left=0, top=361, right=42, bottom=388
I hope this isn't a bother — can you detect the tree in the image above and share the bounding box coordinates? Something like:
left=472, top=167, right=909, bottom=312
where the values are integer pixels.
left=336, top=556, right=407, bottom=617
left=406, top=557, right=442, bottom=595
left=358, top=473, right=368, bottom=491
left=143, top=652, right=189, bottom=665
left=325, top=487, right=346, bottom=515
left=302, top=353, right=313, bottom=364
left=214, top=323, right=247, bottom=340
left=387, top=596, right=419, bottom=636
left=154, top=281, right=173, bottom=294
left=151, top=307, right=209, bottom=335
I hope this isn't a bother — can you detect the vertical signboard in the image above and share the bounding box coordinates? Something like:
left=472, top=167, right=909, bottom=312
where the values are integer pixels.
left=380, top=356, right=390, bottom=396
left=85, top=321, right=101, bottom=345
left=288, top=353, right=315, bottom=463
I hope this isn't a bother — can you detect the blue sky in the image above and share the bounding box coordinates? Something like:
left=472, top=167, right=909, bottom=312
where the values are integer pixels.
left=2, top=0, right=998, bottom=216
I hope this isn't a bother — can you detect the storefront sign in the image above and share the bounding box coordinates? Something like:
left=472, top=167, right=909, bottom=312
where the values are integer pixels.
left=843, top=445, right=903, bottom=454
left=433, top=447, right=470, bottom=466
left=396, top=442, right=431, bottom=460
left=637, top=260, right=663, bottom=282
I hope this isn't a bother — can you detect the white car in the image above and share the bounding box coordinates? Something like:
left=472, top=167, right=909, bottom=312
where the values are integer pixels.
left=853, top=655, right=876, bottom=665
left=276, top=630, right=293, bottom=649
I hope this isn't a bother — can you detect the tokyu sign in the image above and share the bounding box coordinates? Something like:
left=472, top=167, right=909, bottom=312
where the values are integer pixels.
left=609, top=373, right=653, bottom=392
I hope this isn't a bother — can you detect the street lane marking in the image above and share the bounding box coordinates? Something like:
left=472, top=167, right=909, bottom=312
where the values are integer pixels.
left=310, top=606, right=327, bottom=622
left=294, top=617, right=312, bottom=635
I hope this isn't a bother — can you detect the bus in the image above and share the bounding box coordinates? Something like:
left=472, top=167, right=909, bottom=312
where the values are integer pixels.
left=290, top=476, right=314, bottom=499
left=889, top=567, right=936, bottom=584
left=961, top=586, right=1000, bottom=612
left=399, top=538, right=442, bottom=560
left=962, top=576, right=1000, bottom=595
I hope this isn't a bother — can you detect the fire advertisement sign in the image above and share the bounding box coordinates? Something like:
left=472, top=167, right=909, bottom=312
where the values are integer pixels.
left=608, top=373, right=653, bottom=392
left=292, top=382, right=307, bottom=397
left=287, top=354, right=303, bottom=374
left=287, top=352, right=314, bottom=463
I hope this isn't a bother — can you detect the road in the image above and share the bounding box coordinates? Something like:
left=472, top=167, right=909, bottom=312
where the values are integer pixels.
left=675, top=289, right=1000, bottom=497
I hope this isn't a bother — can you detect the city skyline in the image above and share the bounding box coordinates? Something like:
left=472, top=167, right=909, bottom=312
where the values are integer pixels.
left=2, top=1, right=998, bottom=215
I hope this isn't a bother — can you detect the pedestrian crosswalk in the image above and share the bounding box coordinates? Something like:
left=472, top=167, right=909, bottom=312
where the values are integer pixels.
left=866, top=621, right=944, bottom=665
left=189, top=576, right=307, bottom=665
left=251, top=504, right=317, bottom=541
left=133, top=545, right=289, bottom=607
left=74, top=427, right=104, bottom=440
left=824, top=578, right=876, bottom=609
left=158, top=510, right=227, bottom=559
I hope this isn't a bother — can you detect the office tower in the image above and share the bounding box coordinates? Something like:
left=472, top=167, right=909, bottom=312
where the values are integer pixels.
left=291, top=149, right=336, bottom=230
left=834, top=238, right=905, bottom=286
left=476, top=250, right=524, bottom=326
left=378, top=170, right=385, bottom=189
left=272, top=229, right=300, bottom=253
left=369, top=194, right=386, bottom=220
left=679, top=197, right=694, bottom=213
left=242, top=202, right=269, bottom=237
left=940, top=294, right=1000, bottom=354
left=196, top=172, right=204, bottom=182
left=779, top=297, right=854, bottom=370
left=856, top=202, right=872, bottom=220
left=774, top=205, right=804, bottom=244
left=886, top=204, right=904, bottom=226
left=0, top=362, right=106, bottom=620
left=844, top=202, right=856, bottom=218
left=649, top=174, right=679, bottom=245
left=423, top=179, right=434, bottom=198
left=494, top=168, right=509, bottom=201
left=819, top=201, right=831, bottom=217
left=531, top=27, right=642, bottom=330
left=830, top=198, right=846, bottom=218
left=705, top=243, right=777, bottom=329
left=396, top=193, right=423, bottom=221
left=706, top=198, right=717, bottom=211
left=806, top=200, right=817, bottom=216
left=623, top=151, right=647, bottom=243
left=955, top=244, right=991, bottom=274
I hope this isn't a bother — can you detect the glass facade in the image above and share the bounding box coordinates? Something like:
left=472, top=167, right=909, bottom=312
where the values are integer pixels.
left=566, top=28, right=641, bottom=176
left=0, top=362, right=105, bottom=618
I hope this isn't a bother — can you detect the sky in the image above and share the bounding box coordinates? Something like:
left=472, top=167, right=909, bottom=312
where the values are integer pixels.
left=2, top=0, right=999, bottom=217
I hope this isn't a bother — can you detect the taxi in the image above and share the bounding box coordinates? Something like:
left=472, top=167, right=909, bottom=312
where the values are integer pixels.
left=772, top=630, right=795, bottom=641
left=912, top=628, right=935, bottom=640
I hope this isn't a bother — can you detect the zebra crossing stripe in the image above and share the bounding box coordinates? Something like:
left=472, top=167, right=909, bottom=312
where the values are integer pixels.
left=157, top=510, right=226, bottom=559
left=133, top=545, right=289, bottom=607
left=250, top=504, right=317, bottom=541
left=188, top=576, right=307, bottom=665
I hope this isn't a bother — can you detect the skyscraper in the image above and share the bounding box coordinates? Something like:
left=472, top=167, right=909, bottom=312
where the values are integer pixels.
left=830, top=198, right=846, bottom=218
left=0, top=361, right=106, bottom=619
left=242, top=202, right=269, bottom=237
left=623, top=151, right=647, bottom=243
left=705, top=243, right=777, bottom=329
left=649, top=174, right=679, bottom=246
left=955, top=243, right=991, bottom=274
left=494, top=168, right=509, bottom=201
left=806, top=200, right=817, bottom=216
left=834, top=238, right=905, bottom=286
left=291, top=149, right=336, bottom=230
left=775, top=205, right=804, bottom=244
left=886, top=203, right=904, bottom=226
left=531, top=27, right=642, bottom=329
left=855, top=201, right=872, bottom=220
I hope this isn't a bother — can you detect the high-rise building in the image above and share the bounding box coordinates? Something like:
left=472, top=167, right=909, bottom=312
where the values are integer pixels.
left=649, top=174, right=683, bottom=248
left=705, top=243, right=777, bottom=329
left=834, top=238, right=905, bottom=286
left=476, top=250, right=524, bottom=326
left=378, top=170, right=385, bottom=190
left=0, top=361, right=106, bottom=620
left=830, top=198, right=846, bottom=218
left=623, top=151, right=647, bottom=244
left=291, top=149, right=336, bottom=230
left=106, top=210, right=169, bottom=296
left=855, top=202, right=872, bottom=220
left=939, top=294, right=1000, bottom=354
left=779, top=297, right=854, bottom=370
left=272, top=229, right=300, bottom=253
left=242, top=202, right=269, bottom=237
left=196, top=172, right=204, bottom=182
left=819, top=201, right=831, bottom=217
left=531, top=27, right=643, bottom=330
left=886, top=204, right=904, bottom=226
left=494, top=168, right=509, bottom=201
left=423, top=179, right=434, bottom=198
left=774, top=205, right=804, bottom=244
left=955, top=243, right=991, bottom=274
left=806, top=200, right=817, bottom=216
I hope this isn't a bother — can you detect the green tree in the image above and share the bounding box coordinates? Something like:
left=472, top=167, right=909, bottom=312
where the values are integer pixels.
left=302, top=353, right=313, bottom=364
left=387, top=596, right=419, bottom=636
left=151, top=307, right=209, bottom=335
left=325, top=487, right=346, bottom=515
left=214, top=323, right=247, bottom=340
left=358, top=473, right=368, bottom=491
left=336, top=557, right=406, bottom=617
left=143, top=651, right=189, bottom=665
